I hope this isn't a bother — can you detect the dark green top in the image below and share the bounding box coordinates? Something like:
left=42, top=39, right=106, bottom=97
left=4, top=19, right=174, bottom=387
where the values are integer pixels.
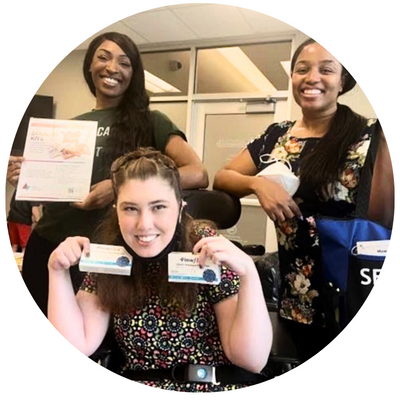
left=35, top=109, right=185, bottom=243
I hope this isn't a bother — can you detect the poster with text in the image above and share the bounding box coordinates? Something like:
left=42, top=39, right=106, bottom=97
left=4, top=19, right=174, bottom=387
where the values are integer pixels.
left=16, top=117, right=97, bottom=202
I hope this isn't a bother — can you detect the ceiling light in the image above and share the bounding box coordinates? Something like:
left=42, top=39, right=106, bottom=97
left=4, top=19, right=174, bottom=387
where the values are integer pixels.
left=144, top=71, right=181, bottom=94
left=217, top=47, right=277, bottom=92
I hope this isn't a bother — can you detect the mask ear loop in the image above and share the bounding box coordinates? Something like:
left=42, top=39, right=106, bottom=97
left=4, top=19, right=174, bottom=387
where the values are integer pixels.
left=179, top=200, right=187, bottom=223
left=174, top=200, right=187, bottom=252
left=259, top=153, right=293, bottom=172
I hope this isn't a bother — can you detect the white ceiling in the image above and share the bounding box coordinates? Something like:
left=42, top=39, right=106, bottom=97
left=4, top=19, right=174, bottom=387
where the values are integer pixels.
left=75, top=4, right=298, bottom=51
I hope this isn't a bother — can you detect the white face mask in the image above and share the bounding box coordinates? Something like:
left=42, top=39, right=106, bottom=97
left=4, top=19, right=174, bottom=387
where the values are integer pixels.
left=256, top=154, right=300, bottom=196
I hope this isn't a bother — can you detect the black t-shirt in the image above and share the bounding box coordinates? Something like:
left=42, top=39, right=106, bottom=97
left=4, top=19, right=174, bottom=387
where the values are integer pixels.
left=7, top=191, right=39, bottom=225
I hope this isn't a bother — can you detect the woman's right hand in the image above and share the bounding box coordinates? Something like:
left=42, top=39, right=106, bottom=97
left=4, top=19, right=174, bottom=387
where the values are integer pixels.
left=7, top=156, right=24, bottom=187
left=253, top=176, right=303, bottom=222
left=48, top=236, right=90, bottom=272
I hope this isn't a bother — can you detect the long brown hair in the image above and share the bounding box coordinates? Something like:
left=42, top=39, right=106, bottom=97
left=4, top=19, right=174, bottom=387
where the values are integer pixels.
left=291, top=39, right=368, bottom=197
left=92, top=148, right=214, bottom=314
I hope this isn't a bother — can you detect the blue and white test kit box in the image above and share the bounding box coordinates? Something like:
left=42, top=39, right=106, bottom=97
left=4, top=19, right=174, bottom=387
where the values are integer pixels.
left=79, top=243, right=132, bottom=276
left=168, top=252, right=221, bottom=285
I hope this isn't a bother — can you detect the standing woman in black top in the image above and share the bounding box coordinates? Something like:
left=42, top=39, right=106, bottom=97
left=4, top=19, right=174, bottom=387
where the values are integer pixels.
left=12, top=32, right=208, bottom=316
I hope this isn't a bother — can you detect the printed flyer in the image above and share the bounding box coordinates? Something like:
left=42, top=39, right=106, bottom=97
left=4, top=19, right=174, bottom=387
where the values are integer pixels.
left=16, top=117, right=97, bottom=202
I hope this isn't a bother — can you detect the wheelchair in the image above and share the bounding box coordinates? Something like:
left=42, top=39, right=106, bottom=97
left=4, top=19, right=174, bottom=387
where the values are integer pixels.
left=89, top=189, right=303, bottom=381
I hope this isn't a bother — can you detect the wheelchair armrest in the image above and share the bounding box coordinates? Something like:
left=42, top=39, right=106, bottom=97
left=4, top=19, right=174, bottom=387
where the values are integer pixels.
left=90, top=346, right=125, bottom=372
left=261, top=309, right=303, bottom=377
left=90, top=348, right=114, bottom=367
left=255, top=252, right=280, bottom=307
left=89, top=329, right=125, bottom=373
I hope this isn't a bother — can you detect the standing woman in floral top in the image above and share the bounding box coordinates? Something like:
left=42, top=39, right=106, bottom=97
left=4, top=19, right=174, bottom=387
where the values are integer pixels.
left=213, top=39, right=394, bottom=361
left=47, top=148, right=272, bottom=392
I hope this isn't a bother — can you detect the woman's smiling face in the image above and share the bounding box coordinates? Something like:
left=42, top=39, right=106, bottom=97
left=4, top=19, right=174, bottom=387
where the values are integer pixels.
left=90, top=40, right=133, bottom=108
left=116, top=176, right=180, bottom=258
left=291, top=42, right=344, bottom=115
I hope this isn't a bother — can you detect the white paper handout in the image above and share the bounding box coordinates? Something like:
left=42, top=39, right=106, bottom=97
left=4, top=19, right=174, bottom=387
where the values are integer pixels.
left=16, top=117, right=97, bottom=202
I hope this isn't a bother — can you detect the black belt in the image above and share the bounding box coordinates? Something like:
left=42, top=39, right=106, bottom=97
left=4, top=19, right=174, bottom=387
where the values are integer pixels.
left=122, top=364, right=267, bottom=385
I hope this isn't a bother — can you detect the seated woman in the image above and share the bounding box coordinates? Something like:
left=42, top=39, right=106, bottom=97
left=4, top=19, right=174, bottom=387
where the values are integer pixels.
left=47, top=148, right=272, bottom=392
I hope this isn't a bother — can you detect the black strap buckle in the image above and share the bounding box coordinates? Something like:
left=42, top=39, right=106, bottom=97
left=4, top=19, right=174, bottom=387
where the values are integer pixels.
left=172, top=365, right=220, bottom=385
left=121, top=364, right=267, bottom=385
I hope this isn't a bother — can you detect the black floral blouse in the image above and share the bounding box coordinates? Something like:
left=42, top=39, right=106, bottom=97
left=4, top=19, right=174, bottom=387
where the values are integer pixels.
left=80, top=224, right=244, bottom=392
left=247, top=119, right=377, bottom=326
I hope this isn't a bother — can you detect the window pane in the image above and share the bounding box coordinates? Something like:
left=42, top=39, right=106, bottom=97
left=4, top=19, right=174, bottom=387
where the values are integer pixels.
left=141, top=50, right=190, bottom=97
left=196, top=41, right=291, bottom=94
left=203, top=112, right=274, bottom=190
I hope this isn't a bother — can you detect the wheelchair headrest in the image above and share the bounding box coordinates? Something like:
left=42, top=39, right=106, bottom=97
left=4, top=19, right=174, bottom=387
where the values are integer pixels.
left=182, top=189, right=241, bottom=230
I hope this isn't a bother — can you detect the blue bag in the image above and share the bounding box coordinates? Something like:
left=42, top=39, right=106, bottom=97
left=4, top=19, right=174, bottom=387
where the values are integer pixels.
left=316, top=125, right=392, bottom=329
left=317, top=217, right=391, bottom=292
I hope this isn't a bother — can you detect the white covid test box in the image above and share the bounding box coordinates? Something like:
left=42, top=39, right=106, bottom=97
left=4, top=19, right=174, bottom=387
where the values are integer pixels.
left=79, top=243, right=132, bottom=276
left=168, top=252, right=221, bottom=285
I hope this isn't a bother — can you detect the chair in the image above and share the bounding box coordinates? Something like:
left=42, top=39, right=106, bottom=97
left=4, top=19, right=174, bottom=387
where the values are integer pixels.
left=182, top=189, right=241, bottom=229
left=261, top=310, right=302, bottom=378
left=255, top=252, right=303, bottom=378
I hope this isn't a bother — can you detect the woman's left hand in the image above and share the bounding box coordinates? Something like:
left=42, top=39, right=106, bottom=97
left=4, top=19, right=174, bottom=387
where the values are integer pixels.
left=193, top=235, right=254, bottom=277
left=72, top=179, right=114, bottom=210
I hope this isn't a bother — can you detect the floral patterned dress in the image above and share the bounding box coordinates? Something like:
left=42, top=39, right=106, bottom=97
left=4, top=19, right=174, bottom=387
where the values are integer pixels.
left=247, top=119, right=377, bottom=327
left=80, top=225, right=245, bottom=392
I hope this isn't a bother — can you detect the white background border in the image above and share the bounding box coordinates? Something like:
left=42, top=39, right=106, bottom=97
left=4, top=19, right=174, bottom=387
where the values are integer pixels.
left=1, top=1, right=398, bottom=398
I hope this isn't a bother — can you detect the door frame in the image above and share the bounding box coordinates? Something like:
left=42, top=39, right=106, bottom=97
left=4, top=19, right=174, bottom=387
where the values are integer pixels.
left=190, top=98, right=288, bottom=252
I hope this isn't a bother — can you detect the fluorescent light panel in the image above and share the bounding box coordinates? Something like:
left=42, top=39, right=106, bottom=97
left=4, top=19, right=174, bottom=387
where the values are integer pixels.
left=280, top=61, right=291, bottom=77
left=144, top=70, right=181, bottom=93
left=217, top=47, right=277, bottom=92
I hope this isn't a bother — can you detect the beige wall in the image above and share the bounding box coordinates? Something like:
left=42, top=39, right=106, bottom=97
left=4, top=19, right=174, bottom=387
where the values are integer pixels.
left=36, top=50, right=95, bottom=119
left=35, top=44, right=377, bottom=126
left=290, top=83, right=376, bottom=122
